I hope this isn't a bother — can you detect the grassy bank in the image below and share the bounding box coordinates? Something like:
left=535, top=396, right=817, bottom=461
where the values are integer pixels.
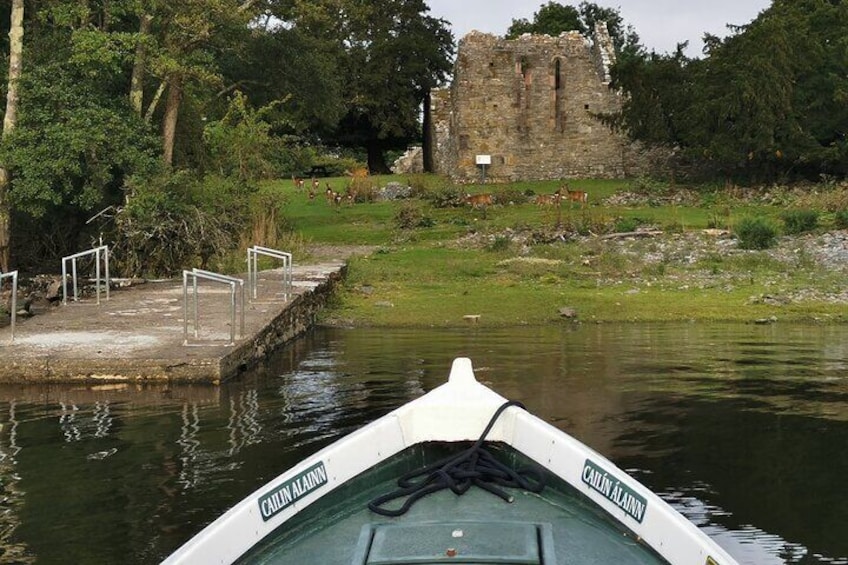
left=268, top=174, right=848, bottom=326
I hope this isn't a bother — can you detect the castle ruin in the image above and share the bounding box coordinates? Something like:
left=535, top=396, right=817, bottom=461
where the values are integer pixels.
left=428, top=23, right=633, bottom=182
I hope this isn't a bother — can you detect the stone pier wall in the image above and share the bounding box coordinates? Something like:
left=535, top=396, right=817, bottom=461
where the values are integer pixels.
left=219, top=266, right=345, bottom=381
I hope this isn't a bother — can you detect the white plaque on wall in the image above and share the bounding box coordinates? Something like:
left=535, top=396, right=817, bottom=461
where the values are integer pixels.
left=475, top=154, right=491, bottom=165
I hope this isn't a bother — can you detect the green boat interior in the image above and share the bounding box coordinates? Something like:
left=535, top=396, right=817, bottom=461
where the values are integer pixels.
left=237, top=443, right=668, bottom=565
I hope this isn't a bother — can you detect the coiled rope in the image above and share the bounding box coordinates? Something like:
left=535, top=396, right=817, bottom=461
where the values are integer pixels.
left=368, top=400, right=545, bottom=517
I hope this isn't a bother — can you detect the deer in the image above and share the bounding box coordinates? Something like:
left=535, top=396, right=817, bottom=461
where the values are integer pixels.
left=311, top=177, right=320, bottom=192
left=464, top=193, right=493, bottom=209
left=292, top=175, right=305, bottom=191
left=557, top=185, right=588, bottom=208
left=464, top=193, right=494, bottom=218
left=534, top=193, right=560, bottom=207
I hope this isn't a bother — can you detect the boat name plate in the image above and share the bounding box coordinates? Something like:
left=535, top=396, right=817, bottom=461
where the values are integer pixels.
left=581, top=459, right=647, bottom=523
left=258, top=461, right=328, bottom=522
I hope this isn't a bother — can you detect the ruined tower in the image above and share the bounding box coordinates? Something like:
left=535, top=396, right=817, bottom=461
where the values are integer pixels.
left=429, top=22, right=630, bottom=182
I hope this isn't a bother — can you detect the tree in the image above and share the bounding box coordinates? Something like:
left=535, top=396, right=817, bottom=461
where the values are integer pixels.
left=287, top=0, right=454, bottom=173
left=218, top=25, right=344, bottom=137
left=0, top=0, right=23, bottom=273
left=506, top=2, right=581, bottom=38
left=612, top=0, right=848, bottom=182
left=506, top=1, right=640, bottom=53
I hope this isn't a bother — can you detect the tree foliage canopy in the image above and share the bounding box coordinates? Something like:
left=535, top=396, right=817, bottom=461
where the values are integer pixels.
left=506, top=1, right=639, bottom=52
left=612, top=0, right=848, bottom=181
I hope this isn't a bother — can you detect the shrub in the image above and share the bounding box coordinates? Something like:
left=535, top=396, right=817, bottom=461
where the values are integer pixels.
left=735, top=217, right=778, bottom=250
left=420, top=185, right=466, bottom=208
left=491, top=187, right=524, bottom=205
left=487, top=235, right=512, bottom=252
left=781, top=209, right=819, bottom=234
left=834, top=210, right=848, bottom=229
left=113, top=171, right=251, bottom=277
left=394, top=203, right=433, bottom=229
left=614, top=216, right=644, bottom=233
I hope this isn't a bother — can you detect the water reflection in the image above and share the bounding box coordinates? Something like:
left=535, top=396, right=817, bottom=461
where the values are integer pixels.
left=0, top=324, right=843, bottom=564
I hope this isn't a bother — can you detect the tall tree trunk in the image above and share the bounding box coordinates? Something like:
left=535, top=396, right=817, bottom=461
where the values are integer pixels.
left=422, top=92, right=434, bottom=173
left=0, top=0, right=24, bottom=273
left=366, top=139, right=389, bottom=174
left=129, top=14, right=153, bottom=117
left=162, top=74, right=183, bottom=167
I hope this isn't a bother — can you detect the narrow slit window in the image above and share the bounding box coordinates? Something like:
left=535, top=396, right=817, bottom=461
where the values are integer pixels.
left=554, top=59, right=563, bottom=132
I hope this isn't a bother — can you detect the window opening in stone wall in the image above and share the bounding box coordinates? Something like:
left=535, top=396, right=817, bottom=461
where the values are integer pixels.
left=459, top=135, right=469, bottom=150
left=554, top=59, right=563, bottom=132
left=518, top=57, right=531, bottom=132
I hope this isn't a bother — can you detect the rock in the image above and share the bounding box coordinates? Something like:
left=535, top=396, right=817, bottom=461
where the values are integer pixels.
left=360, top=285, right=375, bottom=296
left=46, top=278, right=64, bottom=301
left=559, top=307, right=577, bottom=319
left=374, top=301, right=394, bottom=308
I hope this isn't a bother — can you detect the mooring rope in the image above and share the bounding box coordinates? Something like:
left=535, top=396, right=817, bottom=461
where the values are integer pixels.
left=368, top=400, right=545, bottom=517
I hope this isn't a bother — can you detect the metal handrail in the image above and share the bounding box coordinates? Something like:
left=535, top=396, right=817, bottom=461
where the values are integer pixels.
left=247, top=245, right=292, bottom=301
left=62, top=245, right=110, bottom=305
left=0, top=270, right=18, bottom=343
left=182, top=268, right=245, bottom=346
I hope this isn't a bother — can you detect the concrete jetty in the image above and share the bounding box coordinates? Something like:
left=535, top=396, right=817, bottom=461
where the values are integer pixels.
left=0, top=259, right=347, bottom=384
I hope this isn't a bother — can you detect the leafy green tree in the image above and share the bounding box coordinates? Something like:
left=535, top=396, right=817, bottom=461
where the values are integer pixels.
left=506, top=2, right=582, bottom=38
left=612, top=0, right=848, bottom=182
left=506, top=2, right=640, bottom=53
left=218, top=24, right=344, bottom=136
left=286, top=0, right=454, bottom=173
left=2, top=62, right=159, bottom=217
left=203, top=91, right=284, bottom=181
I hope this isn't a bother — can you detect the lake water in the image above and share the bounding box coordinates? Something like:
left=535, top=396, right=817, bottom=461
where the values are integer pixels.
left=0, top=323, right=846, bottom=564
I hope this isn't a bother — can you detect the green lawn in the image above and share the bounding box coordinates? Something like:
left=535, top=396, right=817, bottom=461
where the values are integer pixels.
left=259, top=174, right=848, bottom=327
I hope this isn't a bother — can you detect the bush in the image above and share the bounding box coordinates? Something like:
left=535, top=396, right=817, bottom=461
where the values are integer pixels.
left=834, top=210, right=848, bottom=229
left=113, top=172, right=251, bottom=277
left=491, top=187, right=524, bottom=205
left=735, top=217, right=778, bottom=250
left=420, top=185, right=466, bottom=208
left=781, top=209, right=819, bottom=234
left=394, top=203, right=433, bottom=229
left=487, top=235, right=512, bottom=252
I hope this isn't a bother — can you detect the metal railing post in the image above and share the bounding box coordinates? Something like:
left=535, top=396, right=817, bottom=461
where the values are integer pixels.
left=183, top=268, right=245, bottom=346
left=247, top=245, right=293, bottom=301
left=62, top=245, right=110, bottom=305
left=182, top=270, right=190, bottom=345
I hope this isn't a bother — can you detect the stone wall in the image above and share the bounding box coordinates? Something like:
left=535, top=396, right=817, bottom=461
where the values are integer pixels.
left=430, top=23, right=638, bottom=182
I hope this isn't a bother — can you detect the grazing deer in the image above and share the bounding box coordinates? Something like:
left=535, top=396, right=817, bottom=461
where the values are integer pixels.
left=557, top=185, right=588, bottom=208
left=292, top=175, right=305, bottom=191
left=534, top=193, right=559, bottom=207
left=311, top=177, right=320, bottom=192
left=464, top=193, right=493, bottom=218
left=464, top=193, right=493, bottom=209
left=325, top=184, right=335, bottom=204
left=345, top=187, right=358, bottom=204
